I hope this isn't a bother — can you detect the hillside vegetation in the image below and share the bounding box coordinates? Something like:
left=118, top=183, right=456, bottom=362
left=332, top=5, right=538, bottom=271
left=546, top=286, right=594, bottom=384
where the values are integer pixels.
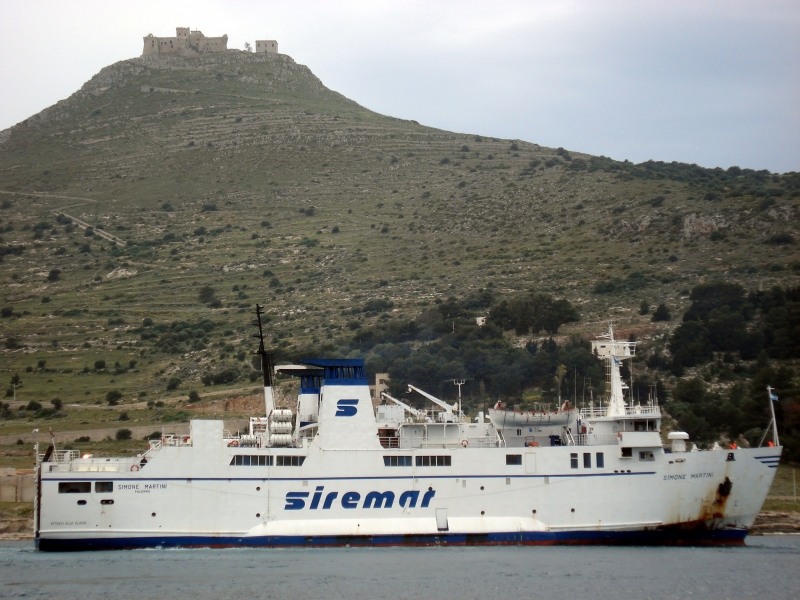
left=0, top=51, right=798, bottom=461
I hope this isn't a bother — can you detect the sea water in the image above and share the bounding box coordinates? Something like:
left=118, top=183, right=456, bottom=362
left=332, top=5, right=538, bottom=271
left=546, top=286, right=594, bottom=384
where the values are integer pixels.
left=1, top=537, right=799, bottom=599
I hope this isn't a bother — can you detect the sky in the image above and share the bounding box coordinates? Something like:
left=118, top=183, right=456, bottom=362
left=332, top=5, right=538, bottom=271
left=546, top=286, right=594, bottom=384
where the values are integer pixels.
left=0, top=0, right=798, bottom=173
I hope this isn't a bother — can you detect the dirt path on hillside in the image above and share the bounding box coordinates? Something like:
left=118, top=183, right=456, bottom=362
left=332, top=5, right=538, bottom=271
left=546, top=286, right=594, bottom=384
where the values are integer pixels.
left=0, top=419, right=249, bottom=446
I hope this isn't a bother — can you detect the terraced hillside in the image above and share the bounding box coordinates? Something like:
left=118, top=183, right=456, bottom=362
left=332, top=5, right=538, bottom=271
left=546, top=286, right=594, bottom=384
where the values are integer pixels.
left=0, top=50, right=798, bottom=455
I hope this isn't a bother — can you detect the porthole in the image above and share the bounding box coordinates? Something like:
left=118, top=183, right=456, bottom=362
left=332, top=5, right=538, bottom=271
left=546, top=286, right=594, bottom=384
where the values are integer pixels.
left=571, top=508, right=575, bottom=513
left=256, top=513, right=261, bottom=518
left=480, top=486, right=484, bottom=491
left=481, top=511, right=485, bottom=515
left=77, top=500, right=87, bottom=506
left=532, top=509, right=537, bottom=514
left=256, top=486, right=261, bottom=491
left=151, top=512, right=156, bottom=517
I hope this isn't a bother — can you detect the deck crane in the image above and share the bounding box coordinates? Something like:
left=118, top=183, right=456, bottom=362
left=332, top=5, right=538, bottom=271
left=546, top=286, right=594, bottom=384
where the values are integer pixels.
left=380, top=392, right=427, bottom=421
left=407, top=384, right=459, bottom=423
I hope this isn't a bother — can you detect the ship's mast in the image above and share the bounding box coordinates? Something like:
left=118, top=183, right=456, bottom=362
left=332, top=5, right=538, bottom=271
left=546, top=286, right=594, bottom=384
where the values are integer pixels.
left=592, top=322, right=636, bottom=418
left=254, top=304, right=275, bottom=416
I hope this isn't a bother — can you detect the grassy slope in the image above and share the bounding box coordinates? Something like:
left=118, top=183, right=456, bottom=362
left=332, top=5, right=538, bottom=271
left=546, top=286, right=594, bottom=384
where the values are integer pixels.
left=0, top=51, right=798, bottom=457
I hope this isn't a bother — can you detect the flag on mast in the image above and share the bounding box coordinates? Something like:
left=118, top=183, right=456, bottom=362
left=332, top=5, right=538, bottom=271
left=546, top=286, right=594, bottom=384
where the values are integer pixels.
left=770, top=391, right=779, bottom=402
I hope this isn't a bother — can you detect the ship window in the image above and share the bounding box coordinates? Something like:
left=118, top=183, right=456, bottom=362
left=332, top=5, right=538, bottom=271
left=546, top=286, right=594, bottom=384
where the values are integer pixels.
left=583, top=453, right=591, bottom=468
left=276, top=456, right=305, bottom=467
left=383, top=456, right=412, bottom=467
left=415, top=455, right=451, bottom=467
left=639, top=451, right=655, bottom=461
left=596, top=452, right=605, bottom=468
left=230, top=455, right=272, bottom=466
left=95, top=481, right=113, bottom=493
left=516, top=429, right=522, bottom=436
left=621, top=448, right=632, bottom=458
left=59, top=482, right=90, bottom=493
left=506, top=455, right=522, bottom=465
left=570, top=453, right=578, bottom=469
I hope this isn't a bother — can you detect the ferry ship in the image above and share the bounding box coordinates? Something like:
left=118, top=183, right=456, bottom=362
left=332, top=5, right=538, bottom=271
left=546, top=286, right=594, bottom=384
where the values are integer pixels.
left=34, top=313, right=781, bottom=550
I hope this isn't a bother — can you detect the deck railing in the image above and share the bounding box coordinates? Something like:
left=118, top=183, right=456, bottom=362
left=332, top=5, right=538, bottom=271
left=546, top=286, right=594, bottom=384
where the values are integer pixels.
left=567, top=433, right=621, bottom=447
left=580, top=405, right=661, bottom=419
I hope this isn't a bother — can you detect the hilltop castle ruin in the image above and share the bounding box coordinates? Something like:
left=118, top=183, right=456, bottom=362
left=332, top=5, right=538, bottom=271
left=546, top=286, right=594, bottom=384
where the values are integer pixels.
left=142, top=27, right=278, bottom=56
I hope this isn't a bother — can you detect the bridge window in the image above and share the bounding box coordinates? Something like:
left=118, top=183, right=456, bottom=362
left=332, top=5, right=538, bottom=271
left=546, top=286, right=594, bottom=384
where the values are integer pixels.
left=583, top=453, right=591, bottom=468
left=416, top=455, right=451, bottom=467
left=596, top=452, right=605, bottom=468
left=384, top=456, right=412, bottom=467
left=230, top=455, right=272, bottom=466
left=276, top=456, right=305, bottom=467
left=639, top=451, right=655, bottom=461
left=59, top=482, right=90, bottom=493
left=95, top=481, right=113, bottom=493
left=506, top=455, right=522, bottom=465
left=570, top=453, right=578, bottom=469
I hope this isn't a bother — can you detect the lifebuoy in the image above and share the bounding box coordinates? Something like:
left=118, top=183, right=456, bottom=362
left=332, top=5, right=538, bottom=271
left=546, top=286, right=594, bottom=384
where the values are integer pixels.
left=130, top=464, right=140, bottom=472
left=460, top=439, right=469, bottom=448
left=228, top=440, right=239, bottom=447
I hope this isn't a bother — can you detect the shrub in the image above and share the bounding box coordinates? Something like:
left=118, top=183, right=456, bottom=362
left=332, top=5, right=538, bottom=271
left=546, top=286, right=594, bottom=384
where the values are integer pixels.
left=47, top=269, right=61, bottom=282
left=639, top=300, right=650, bottom=315
left=461, top=145, right=470, bottom=152
left=188, top=390, right=200, bottom=403
left=51, top=398, right=62, bottom=411
left=652, top=303, right=671, bottom=322
left=106, top=390, right=123, bottom=406
left=25, top=401, right=42, bottom=412
left=94, top=360, right=106, bottom=370
left=201, top=369, right=239, bottom=386
left=119, top=412, right=130, bottom=421
left=202, top=204, right=217, bottom=212
left=766, top=233, right=794, bottom=245
left=41, top=296, right=50, bottom=303
left=332, top=226, right=340, bottom=233
left=0, top=307, right=13, bottom=318
left=198, top=286, right=216, bottom=304
left=166, top=377, right=182, bottom=391
left=115, top=428, right=132, bottom=441
left=440, top=158, right=450, bottom=165
left=162, top=203, right=174, bottom=212
left=75, top=436, right=90, bottom=443
left=260, top=220, right=271, bottom=228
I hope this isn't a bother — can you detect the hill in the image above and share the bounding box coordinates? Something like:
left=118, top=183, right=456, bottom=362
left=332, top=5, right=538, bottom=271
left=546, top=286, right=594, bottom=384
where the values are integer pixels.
left=0, top=50, right=798, bottom=461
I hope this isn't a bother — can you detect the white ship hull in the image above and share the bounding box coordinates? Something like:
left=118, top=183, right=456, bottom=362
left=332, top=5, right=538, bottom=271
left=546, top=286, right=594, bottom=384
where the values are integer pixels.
left=35, top=328, right=782, bottom=550
left=36, top=438, right=779, bottom=550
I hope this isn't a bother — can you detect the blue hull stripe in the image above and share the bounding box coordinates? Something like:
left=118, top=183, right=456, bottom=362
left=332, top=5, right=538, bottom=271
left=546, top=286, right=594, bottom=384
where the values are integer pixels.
left=43, top=472, right=656, bottom=483
left=37, top=529, right=748, bottom=551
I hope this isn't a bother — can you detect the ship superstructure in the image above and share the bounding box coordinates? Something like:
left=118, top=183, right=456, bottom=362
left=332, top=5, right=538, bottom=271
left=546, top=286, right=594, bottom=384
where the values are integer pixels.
left=34, top=318, right=781, bottom=550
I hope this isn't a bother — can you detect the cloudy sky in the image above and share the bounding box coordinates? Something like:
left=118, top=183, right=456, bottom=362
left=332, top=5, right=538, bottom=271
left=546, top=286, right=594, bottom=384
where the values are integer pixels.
left=1, top=0, right=798, bottom=172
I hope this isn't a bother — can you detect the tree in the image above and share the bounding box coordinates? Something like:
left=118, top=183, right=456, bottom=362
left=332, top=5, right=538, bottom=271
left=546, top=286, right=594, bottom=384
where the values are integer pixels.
left=244, top=42, right=252, bottom=52
left=188, top=390, right=200, bottom=403
left=166, top=377, right=182, bottom=391
left=652, top=303, right=671, bottom=321
left=51, top=398, right=63, bottom=411
left=115, top=428, right=132, bottom=441
left=639, top=300, right=650, bottom=315
left=106, top=390, right=123, bottom=406
left=198, top=286, right=216, bottom=304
